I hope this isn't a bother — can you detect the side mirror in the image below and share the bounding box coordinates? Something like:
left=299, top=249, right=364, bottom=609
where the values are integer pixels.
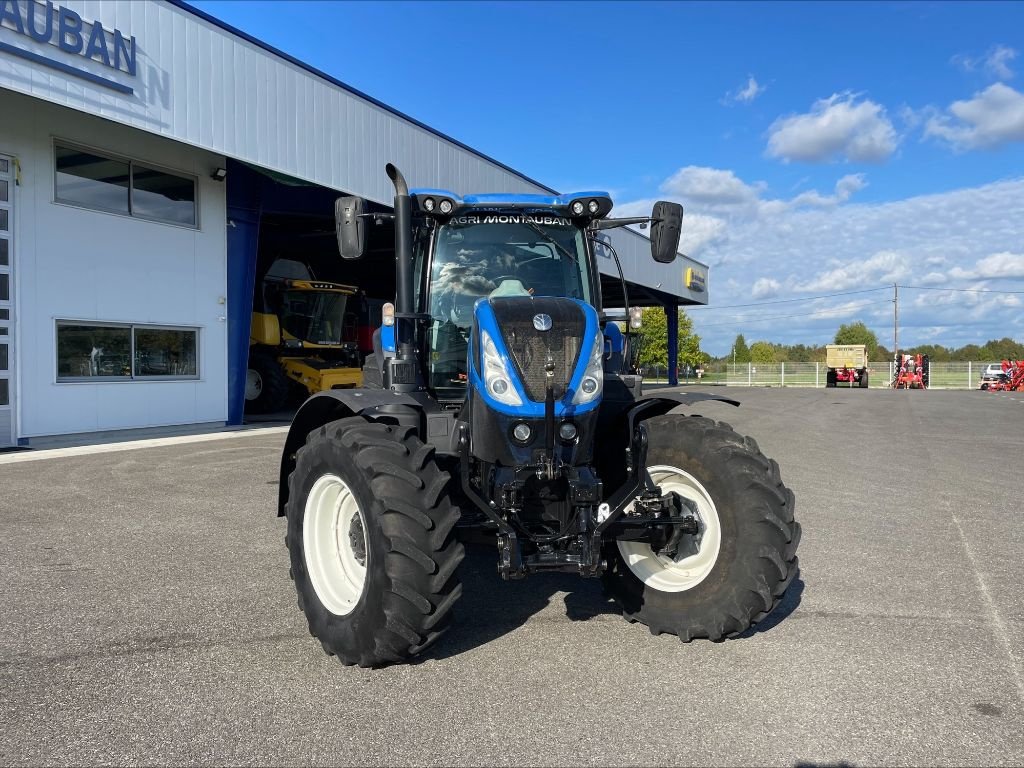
left=650, top=201, right=683, bottom=264
left=335, top=196, right=366, bottom=259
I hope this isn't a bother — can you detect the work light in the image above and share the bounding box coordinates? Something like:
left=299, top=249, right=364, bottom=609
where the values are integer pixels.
left=571, top=200, right=585, bottom=215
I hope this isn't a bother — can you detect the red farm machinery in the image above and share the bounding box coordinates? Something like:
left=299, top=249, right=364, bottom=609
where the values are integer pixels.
left=893, top=353, right=929, bottom=390
left=986, top=360, right=1024, bottom=392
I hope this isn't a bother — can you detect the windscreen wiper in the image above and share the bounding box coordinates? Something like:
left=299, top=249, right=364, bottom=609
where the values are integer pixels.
left=522, top=220, right=578, bottom=264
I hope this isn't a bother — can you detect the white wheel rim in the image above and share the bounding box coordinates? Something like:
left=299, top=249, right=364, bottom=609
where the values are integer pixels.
left=617, top=465, right=722, bottom=592
left=245, top=369, right=262, bottom=400
left=303, top=474, right=368, bottom=616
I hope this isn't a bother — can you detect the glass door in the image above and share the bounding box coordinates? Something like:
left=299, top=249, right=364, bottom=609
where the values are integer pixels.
left=0, top=154, right=14, bottom=447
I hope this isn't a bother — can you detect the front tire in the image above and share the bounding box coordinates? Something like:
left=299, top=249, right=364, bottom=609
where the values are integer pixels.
left=603, top=414, right=800, bottom=641
left=245, top=347, right=290, bottom=413
left=285, top=417, right=464, bottom=666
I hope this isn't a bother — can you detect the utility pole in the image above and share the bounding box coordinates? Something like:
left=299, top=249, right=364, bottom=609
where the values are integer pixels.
left=893, top=283, right=899, bottom=356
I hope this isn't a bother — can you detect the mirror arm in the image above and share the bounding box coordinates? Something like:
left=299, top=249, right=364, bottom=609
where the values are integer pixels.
left=593, top=216, right=654, bottom=231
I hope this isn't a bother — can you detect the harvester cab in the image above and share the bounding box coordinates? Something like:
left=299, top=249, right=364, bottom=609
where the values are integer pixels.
left=246, top=277, right=363, bottom=413
left=275, top=164, right=800, bottom=667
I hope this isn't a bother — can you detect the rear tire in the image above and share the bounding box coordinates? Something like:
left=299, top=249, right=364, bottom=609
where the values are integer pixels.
left=285, top=417, right=464, bottom=666
left=603, top=414, right=800, bottom=641
left=245, top=347, right=290, bottom=413
left=825, top=370, right=836, bottom=388
left=859, top=370, right=869, bottom=388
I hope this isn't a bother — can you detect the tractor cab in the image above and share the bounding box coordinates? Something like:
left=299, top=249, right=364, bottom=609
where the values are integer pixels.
left=410, top=194, right=603, bottom=402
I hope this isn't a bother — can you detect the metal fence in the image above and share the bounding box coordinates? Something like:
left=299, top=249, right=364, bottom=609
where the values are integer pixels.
left=648, top=362, right=996, bottom=389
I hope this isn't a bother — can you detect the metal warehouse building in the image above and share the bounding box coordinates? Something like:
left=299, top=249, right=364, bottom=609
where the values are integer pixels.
left=0, top=0, right=709, bottom=448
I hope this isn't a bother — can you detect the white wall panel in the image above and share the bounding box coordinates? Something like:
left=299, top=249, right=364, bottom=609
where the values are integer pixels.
left=0, top=88, right=228, bottom=438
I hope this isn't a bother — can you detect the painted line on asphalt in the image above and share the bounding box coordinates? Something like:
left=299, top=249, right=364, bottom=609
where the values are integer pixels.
left=0, top=426, right=290, bottom=465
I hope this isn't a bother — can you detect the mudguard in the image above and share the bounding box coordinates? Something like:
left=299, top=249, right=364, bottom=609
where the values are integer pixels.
left=627, top=391, right=739, bottom=426
left=276, top=389, right=422, bottom=515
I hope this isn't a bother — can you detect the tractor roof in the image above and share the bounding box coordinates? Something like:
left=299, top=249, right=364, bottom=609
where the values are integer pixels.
left=409, top=189, right=613, bottom=219
left=410, top=189, right=611, bottom=207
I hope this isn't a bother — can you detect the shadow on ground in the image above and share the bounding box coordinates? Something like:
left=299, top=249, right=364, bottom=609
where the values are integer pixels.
left=419, top=546, right=804, bottom=662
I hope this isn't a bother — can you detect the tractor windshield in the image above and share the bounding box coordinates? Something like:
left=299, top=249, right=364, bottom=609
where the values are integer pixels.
left=279, top=290, right=349, bottom=345
left=421, top=215, right=591, bottom=394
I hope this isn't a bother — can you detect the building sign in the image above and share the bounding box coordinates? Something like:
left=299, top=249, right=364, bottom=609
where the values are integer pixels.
left=685, top=267, right=706, bottom=292
left=0, top=0, right=135, bottom=94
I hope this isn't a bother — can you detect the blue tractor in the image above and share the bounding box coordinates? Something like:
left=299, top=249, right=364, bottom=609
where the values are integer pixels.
left=276, top=165, right=800, bottom=666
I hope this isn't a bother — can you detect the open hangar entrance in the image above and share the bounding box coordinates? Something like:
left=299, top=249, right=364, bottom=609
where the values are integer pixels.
left=224, top=159, right=397, bottom=424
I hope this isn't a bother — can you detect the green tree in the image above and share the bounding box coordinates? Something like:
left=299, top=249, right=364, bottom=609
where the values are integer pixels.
left=834, top=321, right=880, bottom=359
left=636, top=307, right=668, bottom=371
left=981, top=337, right=1024, bottom=361
left=749, top=341, right=778, bottom=364
left=732, top=334, right=750, bottom=364
left=635, top=307, right=705, bottom=373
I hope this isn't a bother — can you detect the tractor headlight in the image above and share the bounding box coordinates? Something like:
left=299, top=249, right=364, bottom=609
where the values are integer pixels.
left=512, top=423, right=532, bottom=443
left=423, top=197, right=435, bottom=212
left=572, top=334, right=604, bottom=405
left=439, top=199, right=454, bottom=214
left=588, top=199, right=599, bottom=214
left=481, top=331, right=523, bottom=407
left=571, top=200, right=585, bottom=215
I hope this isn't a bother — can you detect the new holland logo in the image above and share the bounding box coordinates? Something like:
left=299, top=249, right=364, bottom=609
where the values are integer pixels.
left=533, top=313, right=553, bottom=332
left=685, top=267, right=706, bottom=292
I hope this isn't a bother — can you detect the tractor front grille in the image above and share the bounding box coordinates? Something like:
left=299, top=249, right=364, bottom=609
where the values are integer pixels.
left=489, top=297, right=585, bottom=402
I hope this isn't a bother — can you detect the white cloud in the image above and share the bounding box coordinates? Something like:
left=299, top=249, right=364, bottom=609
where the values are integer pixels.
left=617, top=167, right=868, bottom=258
left=948, top=251, right=1024, bottom=280
left=794, top=250, right=911, bottom=292
left=953, top=44, right=1017, bottom=80
left=987, top=45, right=1018, bottom=80
left=660, top=166, right=762, bottom=206
left=725, top=75, right=766, bottom=105
left=680, top=178, right=1024, bottom=354
left=751, top=277, right=781, bottom=299
left=789, top=173, right=867, bottom=208
left=767, top=93, right=898, bottom=163
left=680, top=213, right=729, bottom=255
left=925, top=83, right=1024, bottom=150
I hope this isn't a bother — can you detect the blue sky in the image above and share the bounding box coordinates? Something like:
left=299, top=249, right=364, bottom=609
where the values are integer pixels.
left=195, top=0, right=1024, bottom=355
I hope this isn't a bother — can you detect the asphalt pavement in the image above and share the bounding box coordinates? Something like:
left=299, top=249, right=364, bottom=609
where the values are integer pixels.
left=1, top=388, right=1022, bottom=766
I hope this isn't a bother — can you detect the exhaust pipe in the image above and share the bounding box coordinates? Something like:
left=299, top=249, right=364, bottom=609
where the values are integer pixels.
left=386, top=163, right=415, bottom=360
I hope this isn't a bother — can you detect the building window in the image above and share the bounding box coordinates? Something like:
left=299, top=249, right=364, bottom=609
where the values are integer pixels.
left=131, top=164, right=197, bottom=226
left=54, top=144, right=198, bottom=228
left=56, top=322, right=199, bottom=381
left=55, top=146, right=130, bottom=215
left=133, top=327, right=198, bottom=377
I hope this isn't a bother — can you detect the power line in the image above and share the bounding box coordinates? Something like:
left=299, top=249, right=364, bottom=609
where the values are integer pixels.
left=688, top=286, right=890, bottom=310
left=899, top=284, right=1024, bottom=295
left=694, top=300, right=894, bottom=329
